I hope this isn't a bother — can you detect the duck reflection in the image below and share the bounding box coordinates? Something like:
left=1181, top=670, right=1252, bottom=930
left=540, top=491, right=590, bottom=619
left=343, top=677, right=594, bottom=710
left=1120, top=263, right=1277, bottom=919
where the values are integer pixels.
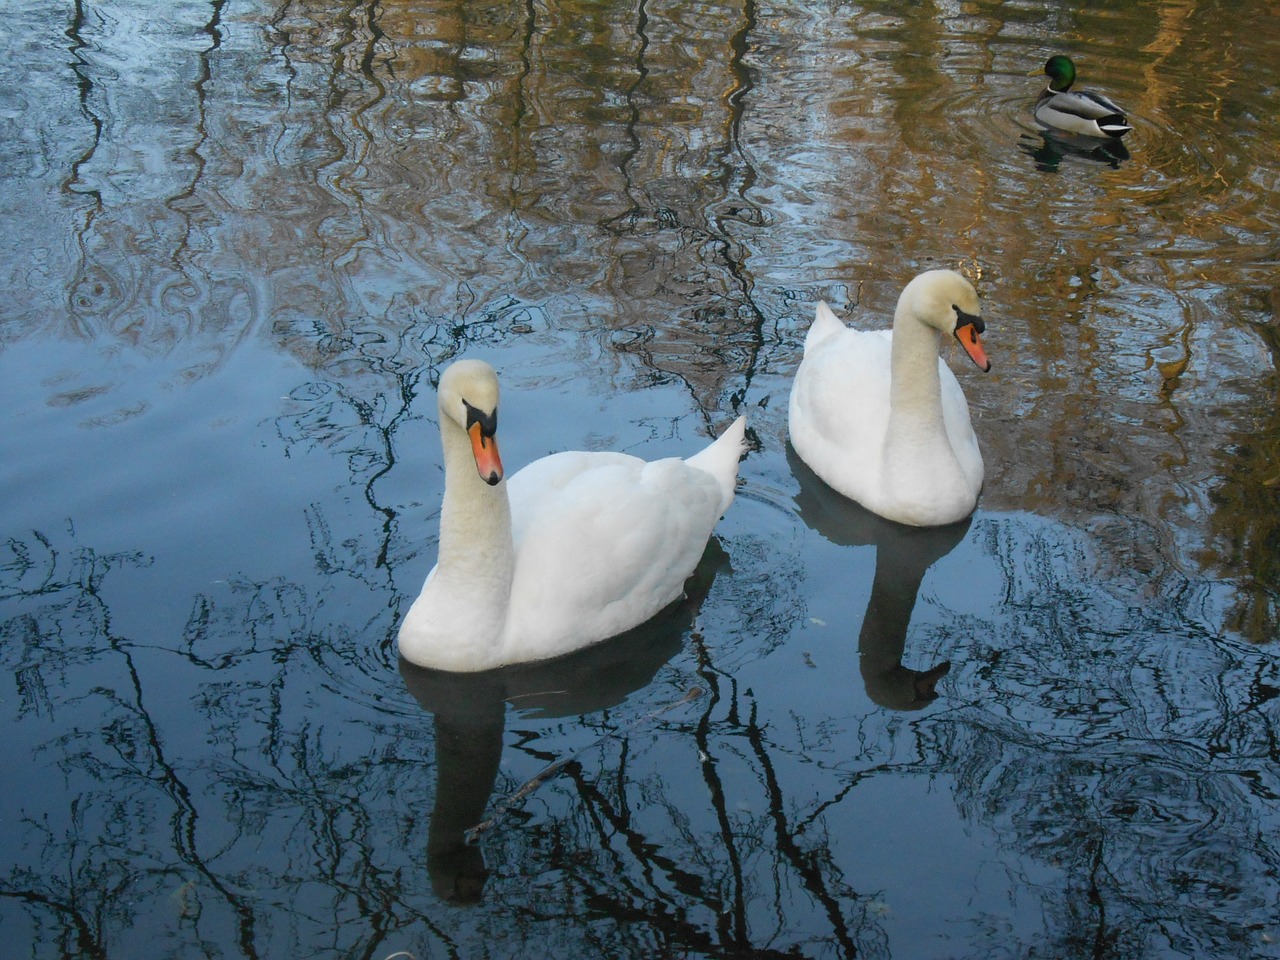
left=788, top=445, right=968, bottom=711
left=1020, top=130, right=1130, bottom=172
left=399, top=540, right=728, bottom=904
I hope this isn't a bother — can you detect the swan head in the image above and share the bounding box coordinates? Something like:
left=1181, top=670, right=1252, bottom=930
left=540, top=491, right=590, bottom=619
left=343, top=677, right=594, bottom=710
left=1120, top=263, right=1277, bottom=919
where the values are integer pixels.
left=438, top=359, right=504, bottom=486
left=901, top=269, right=991, bottom=373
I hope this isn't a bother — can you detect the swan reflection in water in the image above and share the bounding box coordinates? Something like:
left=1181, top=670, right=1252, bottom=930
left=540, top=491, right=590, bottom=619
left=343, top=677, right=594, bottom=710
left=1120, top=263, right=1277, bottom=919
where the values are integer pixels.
left=789, top=445, right=967, bottom=711
left=399, top=540, right=729, bottom=904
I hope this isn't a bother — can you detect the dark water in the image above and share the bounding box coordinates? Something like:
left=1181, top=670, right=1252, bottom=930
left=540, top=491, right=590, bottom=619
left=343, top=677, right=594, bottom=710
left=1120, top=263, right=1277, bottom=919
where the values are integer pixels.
left=2, top=1, right=1277, bottom=957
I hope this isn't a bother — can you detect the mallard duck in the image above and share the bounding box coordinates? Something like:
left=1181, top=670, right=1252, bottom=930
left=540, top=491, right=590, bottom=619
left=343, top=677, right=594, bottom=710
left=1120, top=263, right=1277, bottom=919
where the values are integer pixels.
left=398, top=359, right=746, bottom=671
left=788, top=270, right=991, bottom=527
left=1032, top=55, right=1132, bottom=139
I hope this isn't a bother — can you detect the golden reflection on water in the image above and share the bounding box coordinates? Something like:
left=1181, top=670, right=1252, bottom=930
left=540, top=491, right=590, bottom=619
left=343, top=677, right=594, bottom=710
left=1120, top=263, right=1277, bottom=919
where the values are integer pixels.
left=3, top=0, right=1277, bottom=638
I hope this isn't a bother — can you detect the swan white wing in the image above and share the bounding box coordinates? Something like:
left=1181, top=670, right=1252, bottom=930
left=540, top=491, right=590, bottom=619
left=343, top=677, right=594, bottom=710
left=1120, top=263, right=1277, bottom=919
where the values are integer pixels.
left=505, top=449, right=636, bottom=531
left=503, top=452, right=723, bottom=659
left=789, top=328, right=893, bottom=502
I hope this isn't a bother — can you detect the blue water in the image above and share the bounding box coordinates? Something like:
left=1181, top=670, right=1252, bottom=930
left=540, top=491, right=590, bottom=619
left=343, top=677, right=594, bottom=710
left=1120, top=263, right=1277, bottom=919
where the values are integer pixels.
left=2, top=1, right=1278, bottom=957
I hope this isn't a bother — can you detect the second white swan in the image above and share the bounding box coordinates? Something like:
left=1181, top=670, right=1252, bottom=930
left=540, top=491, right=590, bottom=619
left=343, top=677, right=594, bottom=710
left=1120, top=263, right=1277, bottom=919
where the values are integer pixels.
left=789, top=269, right=991, bottom=527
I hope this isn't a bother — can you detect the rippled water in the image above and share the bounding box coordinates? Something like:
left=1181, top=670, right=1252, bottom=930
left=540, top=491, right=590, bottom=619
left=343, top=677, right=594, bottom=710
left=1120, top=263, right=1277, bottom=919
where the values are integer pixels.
left=2, top=1, right=1278, bottom=957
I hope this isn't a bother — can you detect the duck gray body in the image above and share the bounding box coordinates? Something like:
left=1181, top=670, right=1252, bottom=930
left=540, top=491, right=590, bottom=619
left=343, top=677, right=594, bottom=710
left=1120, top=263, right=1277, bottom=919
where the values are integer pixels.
left=1033, top=55, right=1132, bottom=139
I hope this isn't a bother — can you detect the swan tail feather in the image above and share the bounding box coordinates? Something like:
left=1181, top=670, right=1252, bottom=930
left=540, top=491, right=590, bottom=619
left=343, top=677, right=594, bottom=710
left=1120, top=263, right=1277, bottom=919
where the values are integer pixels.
left=686, top=415, right=747, bottom=516
left=805, top=301, right=847, bottom=352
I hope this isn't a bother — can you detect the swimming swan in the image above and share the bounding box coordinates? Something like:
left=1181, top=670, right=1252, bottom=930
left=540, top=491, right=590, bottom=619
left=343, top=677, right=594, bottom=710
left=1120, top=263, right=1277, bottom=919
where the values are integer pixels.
left=789, top=269, right=991, bottom=527
left=398, top=359, right=747, bottom=671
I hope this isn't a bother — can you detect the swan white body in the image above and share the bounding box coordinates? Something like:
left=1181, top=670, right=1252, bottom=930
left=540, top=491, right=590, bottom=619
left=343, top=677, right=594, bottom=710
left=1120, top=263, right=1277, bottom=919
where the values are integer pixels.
left=789, top=270, right=990, bottom=527
left=399, top=359, right=747, bottom=672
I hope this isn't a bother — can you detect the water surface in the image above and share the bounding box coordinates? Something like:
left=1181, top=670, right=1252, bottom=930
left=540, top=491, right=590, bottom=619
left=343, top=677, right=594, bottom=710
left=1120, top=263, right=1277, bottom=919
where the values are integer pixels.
left=2, top=1, right=1278, bottom=957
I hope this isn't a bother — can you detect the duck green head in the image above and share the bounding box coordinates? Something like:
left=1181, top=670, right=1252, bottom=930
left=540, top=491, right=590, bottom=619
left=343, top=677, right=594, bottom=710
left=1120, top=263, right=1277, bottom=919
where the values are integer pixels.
left=1042, top=55, right=1077, bottom=92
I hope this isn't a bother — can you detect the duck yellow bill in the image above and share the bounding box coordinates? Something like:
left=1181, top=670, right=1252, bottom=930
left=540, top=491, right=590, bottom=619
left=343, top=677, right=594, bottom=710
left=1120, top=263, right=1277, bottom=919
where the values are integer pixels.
left=468, top=422, right=504, bottom=485
left=957, top=324, right=991, bottom=372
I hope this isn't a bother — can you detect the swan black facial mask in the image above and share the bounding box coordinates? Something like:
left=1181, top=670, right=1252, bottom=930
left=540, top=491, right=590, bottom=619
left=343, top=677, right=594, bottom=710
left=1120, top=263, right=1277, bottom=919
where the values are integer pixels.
left=952, top=306, right=991, bottom=372
left=464, top=400, right=503, bottom=485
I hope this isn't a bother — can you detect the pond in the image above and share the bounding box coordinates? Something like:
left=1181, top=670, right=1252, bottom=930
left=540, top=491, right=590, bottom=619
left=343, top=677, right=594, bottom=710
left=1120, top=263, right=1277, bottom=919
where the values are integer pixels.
left=2, top=1, right=1278, bottom=957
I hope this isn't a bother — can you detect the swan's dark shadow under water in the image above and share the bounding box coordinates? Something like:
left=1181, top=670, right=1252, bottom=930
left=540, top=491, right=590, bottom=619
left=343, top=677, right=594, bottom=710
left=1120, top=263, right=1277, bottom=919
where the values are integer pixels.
left=787, top=444, right=969, bottom=712
left=399, top=539, right=729, bottom=904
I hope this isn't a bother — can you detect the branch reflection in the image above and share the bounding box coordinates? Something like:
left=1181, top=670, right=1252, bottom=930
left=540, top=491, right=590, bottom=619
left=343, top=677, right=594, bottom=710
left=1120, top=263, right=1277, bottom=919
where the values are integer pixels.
left=399, top=539, right=726, bottom=904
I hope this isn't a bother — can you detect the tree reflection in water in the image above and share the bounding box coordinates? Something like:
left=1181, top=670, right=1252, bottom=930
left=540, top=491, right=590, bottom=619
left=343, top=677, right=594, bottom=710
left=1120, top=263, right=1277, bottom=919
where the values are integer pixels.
left=3, top=0, right=1280, bottom=956
left=936, top=514, right=1280, bottom=957
left=400, top=543, right=711, bottom=905
left=3, top=484, right=1279, bottom=954
left=399, top=538, right=892, bottom=955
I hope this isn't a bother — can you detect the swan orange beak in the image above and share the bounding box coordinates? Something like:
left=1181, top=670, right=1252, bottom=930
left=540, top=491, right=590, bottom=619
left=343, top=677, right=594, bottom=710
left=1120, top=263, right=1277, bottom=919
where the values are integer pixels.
left=956, top=323, right=991, bottom=372
left=468, top=421, right=503, bottom=486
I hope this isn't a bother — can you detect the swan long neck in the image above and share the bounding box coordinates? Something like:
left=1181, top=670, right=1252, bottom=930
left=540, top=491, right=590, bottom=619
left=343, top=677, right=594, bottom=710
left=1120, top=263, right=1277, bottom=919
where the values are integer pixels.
left=434, top=404, right=514, bottom=629
left=877, top=300, right=968, bottom=525
left=887, top=302, right=946, bottom=435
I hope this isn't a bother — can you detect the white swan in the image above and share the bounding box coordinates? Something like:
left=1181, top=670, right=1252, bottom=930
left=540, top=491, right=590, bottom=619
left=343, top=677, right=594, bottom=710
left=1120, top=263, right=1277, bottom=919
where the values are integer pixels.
left=398, top=359, right=747, bottom=672
left=788, top=269, right=991, bottom=527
